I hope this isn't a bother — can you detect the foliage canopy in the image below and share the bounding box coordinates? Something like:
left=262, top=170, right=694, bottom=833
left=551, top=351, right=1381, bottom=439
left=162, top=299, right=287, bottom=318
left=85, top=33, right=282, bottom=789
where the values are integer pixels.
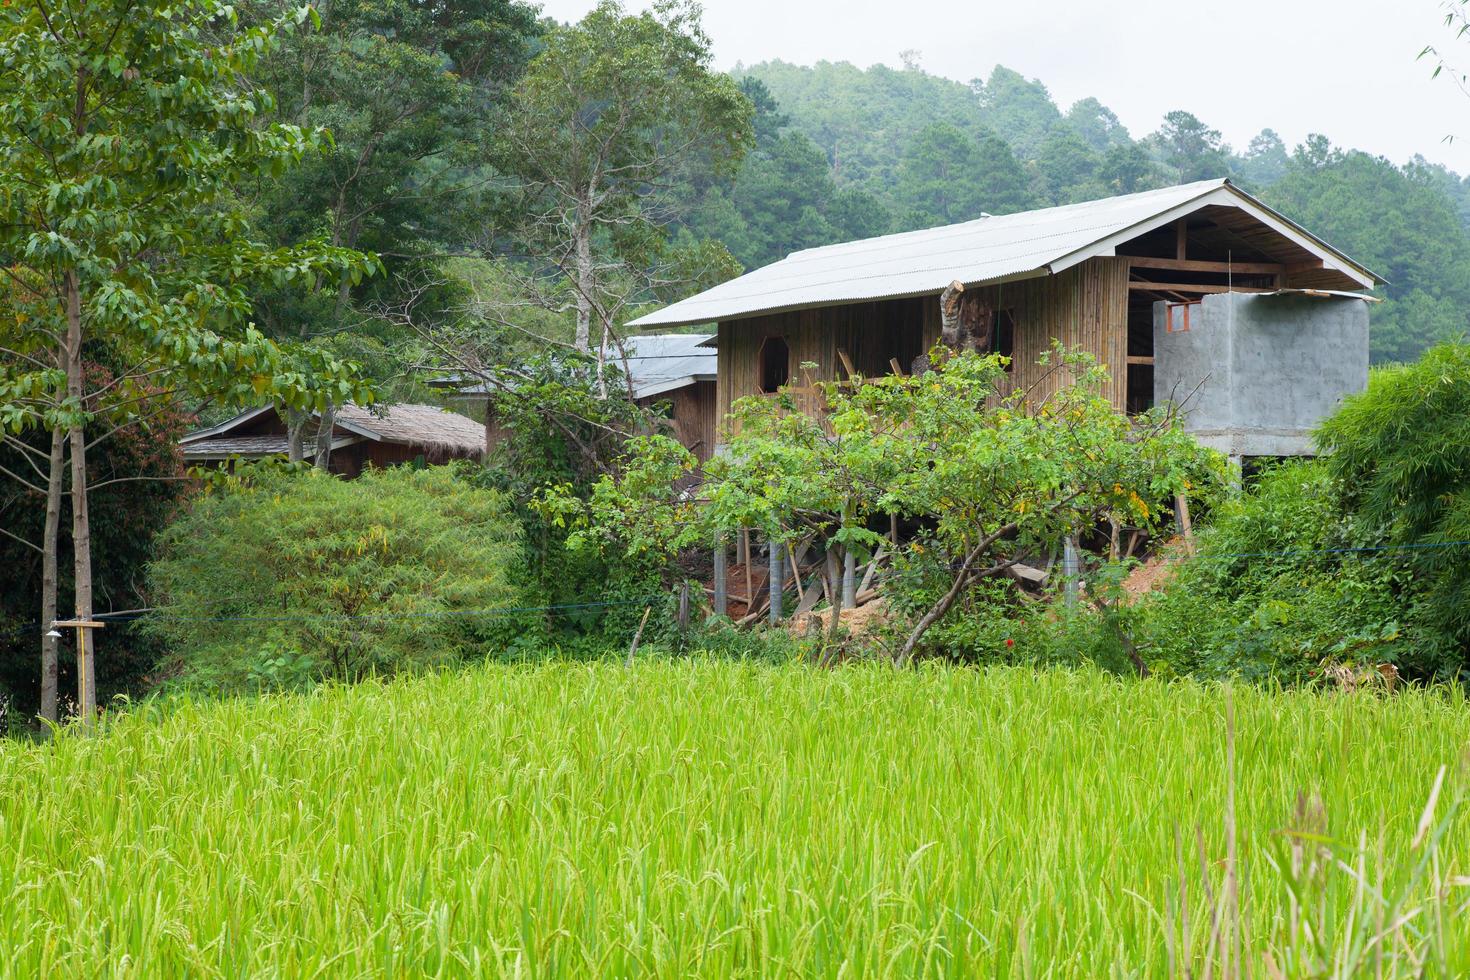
left=149, top=465, right=526, bottom=690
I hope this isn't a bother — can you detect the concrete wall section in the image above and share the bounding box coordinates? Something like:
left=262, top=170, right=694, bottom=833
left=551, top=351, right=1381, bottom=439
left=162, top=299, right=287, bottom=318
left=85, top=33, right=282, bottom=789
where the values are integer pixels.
left=1153, top=300, right=1234, bottom=437
left=1154, top=292, right=1369, bottom=457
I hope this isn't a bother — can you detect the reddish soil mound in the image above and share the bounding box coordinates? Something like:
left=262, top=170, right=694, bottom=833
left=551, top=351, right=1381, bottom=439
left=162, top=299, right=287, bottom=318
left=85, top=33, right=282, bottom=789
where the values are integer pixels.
left=1120, top=537, right=1189, bottom=601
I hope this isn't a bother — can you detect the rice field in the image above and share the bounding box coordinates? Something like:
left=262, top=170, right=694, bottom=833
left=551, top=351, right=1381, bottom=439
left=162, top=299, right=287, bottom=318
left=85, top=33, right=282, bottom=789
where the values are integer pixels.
left=0, top=660, right=1466, bottom=977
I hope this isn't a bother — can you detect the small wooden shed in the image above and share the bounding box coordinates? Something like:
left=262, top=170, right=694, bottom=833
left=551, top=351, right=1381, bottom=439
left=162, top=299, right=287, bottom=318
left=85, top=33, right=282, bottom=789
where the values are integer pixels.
left=180, top=403, right=485, bottom=477
left=628, top=179, right=1382, bottom=460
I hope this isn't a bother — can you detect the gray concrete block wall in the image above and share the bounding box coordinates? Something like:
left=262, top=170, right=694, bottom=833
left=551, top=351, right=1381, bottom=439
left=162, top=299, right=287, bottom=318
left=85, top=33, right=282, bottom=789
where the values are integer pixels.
left=1153, top=292, right=1369, bottom=457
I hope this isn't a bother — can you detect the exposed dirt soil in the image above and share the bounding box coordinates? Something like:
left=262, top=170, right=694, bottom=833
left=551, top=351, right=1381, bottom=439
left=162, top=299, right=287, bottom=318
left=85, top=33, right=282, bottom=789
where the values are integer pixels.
left=791, top=598, right=889, bottom=637
left=722, top=563, right=770, bottom=619
left=1120, top=536, right=1188, bottom=601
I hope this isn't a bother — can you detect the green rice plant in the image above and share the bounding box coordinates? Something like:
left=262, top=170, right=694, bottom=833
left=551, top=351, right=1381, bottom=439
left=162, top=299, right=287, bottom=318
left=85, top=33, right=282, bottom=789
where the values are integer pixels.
left=1150, top=693, right=1468, bottom=978
left=0, top=662, right=1464, bottom=976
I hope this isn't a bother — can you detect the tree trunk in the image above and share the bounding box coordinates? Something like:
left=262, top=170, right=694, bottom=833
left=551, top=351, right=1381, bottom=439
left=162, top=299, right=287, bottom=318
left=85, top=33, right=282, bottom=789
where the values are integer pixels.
left=287, top=407, right=309, bottom=463
left=897, top=522, right=1020, bottom=665
left=573, top=209, right=593, bottom=353
left=594, top=321, right=609, bottom=399
left=897, top=548, right=978, bottom=666
left=64, top=269, right=96, bottom=727
left=825, top=546, right=843, bottom=644
left=39, top=426, right=65, bottom=724
left=313, top=403, right=336, bottom=470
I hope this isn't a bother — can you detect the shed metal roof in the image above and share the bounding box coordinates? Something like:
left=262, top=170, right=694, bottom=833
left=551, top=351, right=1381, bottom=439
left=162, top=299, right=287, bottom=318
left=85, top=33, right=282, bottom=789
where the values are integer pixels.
left=629, top=179, right=1379, bottom=329
left=622, top=333, right=716, bottom=399
left=426, top=333, right=716, bottom=401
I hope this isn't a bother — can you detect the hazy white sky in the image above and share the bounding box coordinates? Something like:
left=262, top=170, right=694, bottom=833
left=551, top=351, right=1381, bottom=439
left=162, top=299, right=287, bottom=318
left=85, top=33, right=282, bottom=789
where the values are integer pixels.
left=537, top=0, right=1470, bottom=173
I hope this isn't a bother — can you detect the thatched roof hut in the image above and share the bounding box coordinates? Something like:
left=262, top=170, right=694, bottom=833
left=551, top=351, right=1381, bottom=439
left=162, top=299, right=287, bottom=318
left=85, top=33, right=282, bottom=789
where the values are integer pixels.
left=181, top=403, right=485, bottom=476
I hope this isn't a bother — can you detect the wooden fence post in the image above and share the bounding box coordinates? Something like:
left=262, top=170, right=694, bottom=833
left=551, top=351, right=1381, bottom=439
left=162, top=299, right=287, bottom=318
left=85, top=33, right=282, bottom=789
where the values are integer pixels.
left=1174, top=493, right=1196, bottom=555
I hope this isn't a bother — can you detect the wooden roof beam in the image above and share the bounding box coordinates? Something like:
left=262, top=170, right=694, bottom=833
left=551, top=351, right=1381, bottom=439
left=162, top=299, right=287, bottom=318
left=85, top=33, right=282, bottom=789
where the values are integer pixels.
left=1126, top=256, right=1283, bottom=276
left=1285, top=259, right=1325, bottom=276
left=1127, top=282, right=1273, bottom=294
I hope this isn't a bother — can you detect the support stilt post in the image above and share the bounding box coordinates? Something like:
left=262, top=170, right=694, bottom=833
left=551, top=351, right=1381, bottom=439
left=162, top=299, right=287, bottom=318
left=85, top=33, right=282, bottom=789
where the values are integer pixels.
left=713, top=532, right=728, bottom=617
left=768, top=537, right=785, bottom=625
left=1062, top=536, right=1081, bottom=607
left=1174, top=493, right=1195, bottom=556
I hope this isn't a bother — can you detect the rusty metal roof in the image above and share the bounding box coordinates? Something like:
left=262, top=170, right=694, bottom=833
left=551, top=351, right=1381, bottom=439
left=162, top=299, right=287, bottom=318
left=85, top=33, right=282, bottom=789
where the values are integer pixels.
left=629, top=179, right=1379, bottom=329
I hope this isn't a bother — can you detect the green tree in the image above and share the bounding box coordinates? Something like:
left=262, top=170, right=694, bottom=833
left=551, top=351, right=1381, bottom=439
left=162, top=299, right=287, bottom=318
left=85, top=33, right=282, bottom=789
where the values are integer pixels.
left=740, top=59, right=987, bottom=192
left=1152, top=110, right=1231, bottom=183
left=1035, top=128, right=1104, bottom=204
left=1065, top=97, right=1132, bottom=152
left=896, top=124, right=1031, bottom=227
left=0, top=0, right=373, bottom=723
left=559, top=347, right=1216, bottom=665
left=728, top=133, right=844, bottom=264
left=829, top=187, right=893, bottom=242
left=971, top=130, right=1036, bottom=214
left=1237, top=129, right=1290, bottom=187
left=493, top=0, right=752, bottom=367
left=240, top=0, right=538, bottom=456
left=1266, top=139, right=1470, bottom=362
left=739, top=76, right=789, bottom=144
left=684, top=78, right=890, bottom=268
left=1099, top=142, right=1161, bottom=194
left=973, top=66, right=1063, bottom=157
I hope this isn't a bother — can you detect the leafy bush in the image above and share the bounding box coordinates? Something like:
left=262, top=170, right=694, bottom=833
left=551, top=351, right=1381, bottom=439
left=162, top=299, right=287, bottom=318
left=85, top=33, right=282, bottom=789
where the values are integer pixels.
left=558, top=346, right=1218, bottom=664
left=1317, top=343, right=1470, bottom=676
left=1136, top=461, right=1417, bottom=682
left=1131, top=343, right=1470, bottom=683
left=148, top=464, right=528, bottom=691
left=475, top=350, right=667, bottom=645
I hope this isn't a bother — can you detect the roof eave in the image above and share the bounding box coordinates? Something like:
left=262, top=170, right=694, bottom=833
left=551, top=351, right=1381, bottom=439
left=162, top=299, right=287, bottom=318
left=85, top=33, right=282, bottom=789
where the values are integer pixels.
left=629, top=267, right=1052, bottom=329
left=634, top=373, right=717, bottom=400
left=179, top=406, right=277, bottom=444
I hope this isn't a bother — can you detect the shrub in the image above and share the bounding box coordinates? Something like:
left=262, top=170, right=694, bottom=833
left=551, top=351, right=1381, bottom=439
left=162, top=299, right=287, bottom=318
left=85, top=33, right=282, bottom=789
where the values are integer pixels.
left=148, top=464, right=527, bottom=691
left=1316, top=342, right=1470, bottom=676
left=559, top=346, right=1219, bottom=664
left=1136, top=461, right=1417, bottom=682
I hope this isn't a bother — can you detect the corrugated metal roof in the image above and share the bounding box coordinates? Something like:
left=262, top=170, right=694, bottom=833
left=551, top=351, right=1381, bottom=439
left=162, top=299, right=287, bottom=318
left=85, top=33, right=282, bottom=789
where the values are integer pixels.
left=425, top=334, right=716, bottom=401
left=622, top=333, right=716, bottom=399
left=629, top=179, right=1379, bottom=329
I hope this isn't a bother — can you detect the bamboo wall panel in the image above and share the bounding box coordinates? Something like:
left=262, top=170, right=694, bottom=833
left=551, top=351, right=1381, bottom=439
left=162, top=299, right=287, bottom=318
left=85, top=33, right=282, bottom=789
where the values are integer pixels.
left=669, top=380, right=717, bottom=462
left=716, top=257, right=1131, bottom=441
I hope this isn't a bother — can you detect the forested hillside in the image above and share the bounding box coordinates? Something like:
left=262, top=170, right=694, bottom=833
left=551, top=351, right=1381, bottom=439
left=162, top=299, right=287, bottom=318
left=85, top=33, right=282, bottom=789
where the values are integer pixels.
left=683, top=60, right=1470, bottom=363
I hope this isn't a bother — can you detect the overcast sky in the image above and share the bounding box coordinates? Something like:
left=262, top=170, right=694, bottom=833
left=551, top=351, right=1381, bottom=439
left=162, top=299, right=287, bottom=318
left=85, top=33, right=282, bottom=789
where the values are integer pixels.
left=536, top=0, right=1470, bottom=173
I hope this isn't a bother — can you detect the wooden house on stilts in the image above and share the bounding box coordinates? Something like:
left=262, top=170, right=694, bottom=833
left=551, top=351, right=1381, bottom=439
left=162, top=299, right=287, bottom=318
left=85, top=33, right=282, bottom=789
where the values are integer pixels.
left=629, top=179, right=1381, bottom=464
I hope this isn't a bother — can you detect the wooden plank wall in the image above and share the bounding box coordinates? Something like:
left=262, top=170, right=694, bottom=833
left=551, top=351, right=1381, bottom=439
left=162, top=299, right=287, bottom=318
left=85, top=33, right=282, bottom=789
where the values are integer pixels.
left=667, top=380, right=717, bottom=463
left=715, top=256, right=1131, bottom=439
